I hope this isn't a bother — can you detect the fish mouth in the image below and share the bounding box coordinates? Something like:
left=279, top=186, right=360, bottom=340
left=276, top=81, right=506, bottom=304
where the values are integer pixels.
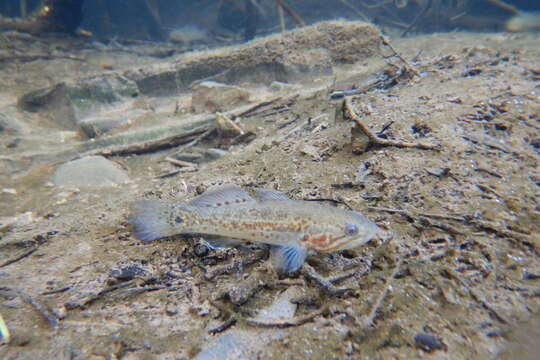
left=330, top=223, right=381, bottom=251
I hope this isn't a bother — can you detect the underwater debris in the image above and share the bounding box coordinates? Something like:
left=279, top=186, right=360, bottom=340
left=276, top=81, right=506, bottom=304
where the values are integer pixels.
left=342, top=98, right=438, bottom=153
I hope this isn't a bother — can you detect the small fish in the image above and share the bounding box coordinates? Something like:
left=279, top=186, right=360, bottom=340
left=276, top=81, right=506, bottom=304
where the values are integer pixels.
left=129, top=185, right=379, bottom=274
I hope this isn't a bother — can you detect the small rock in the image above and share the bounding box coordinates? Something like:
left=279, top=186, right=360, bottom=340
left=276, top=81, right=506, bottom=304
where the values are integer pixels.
left=110, top=264, right=148, bottom=281
left=52, top=156, right=130, bottom=186
left=269, top=81, right=299, bottom=93
left=299, top=144, right=321, bottom=161
left=191, top=81, right=251, bottom=113
left=414, top=333, right=446, bottom=352
left=79, top=110, right=141, bottom=138
left=203, top=148, right=228, bottom=160
left=17, top=83, right=78, bottom=130
left=194, top=243, right=209, bottom=257
left=0, top=112, right=24, bottom=134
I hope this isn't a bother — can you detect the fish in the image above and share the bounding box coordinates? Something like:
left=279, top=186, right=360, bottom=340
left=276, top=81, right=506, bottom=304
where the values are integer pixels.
left=129, top=185, right=379, bottom=274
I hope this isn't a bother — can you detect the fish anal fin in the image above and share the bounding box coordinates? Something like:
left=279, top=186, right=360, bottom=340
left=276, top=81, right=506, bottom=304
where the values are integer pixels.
left=203, top=235, right=243, bottom=250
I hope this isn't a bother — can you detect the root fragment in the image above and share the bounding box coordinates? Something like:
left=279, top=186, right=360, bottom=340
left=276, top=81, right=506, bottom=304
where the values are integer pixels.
left=343, top=98, right=439, bottom=153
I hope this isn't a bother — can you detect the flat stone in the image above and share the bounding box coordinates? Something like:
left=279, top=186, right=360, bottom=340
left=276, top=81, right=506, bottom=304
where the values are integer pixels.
left=191, top=81, right=251, bottom=113
left=79, top=109, right=144, bottom=138
left=17, top=83, right=78, bottom=130
left=52, top=156, right=130, bottom=186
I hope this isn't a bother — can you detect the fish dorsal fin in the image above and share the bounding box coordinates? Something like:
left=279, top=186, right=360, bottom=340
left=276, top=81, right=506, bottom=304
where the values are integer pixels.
left=189, top=185, right=255, bottom=208
left=270, top=245, right=308, bottom=275
left=254, top=188, right=291, bottom=201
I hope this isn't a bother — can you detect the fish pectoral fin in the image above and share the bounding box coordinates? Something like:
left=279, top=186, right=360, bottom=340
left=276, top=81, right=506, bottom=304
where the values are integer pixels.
left=203, top=235, right=243, bottom=250
left=271, top=245, right=307, bottom=275
left=253, top=188, right=291, bottom=201
left=189, top=185, right=255, bottom=208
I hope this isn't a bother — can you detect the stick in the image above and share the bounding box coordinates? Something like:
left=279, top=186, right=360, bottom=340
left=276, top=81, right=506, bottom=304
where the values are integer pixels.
left=277, top=3, right=286, bottom=31
left=361, top=259, right=403, bottom=327
left=93, top=126, right=210, bottom=156
left=344, top=98, right=438, bottom=151
left=19, top=0, right=27, bottom=18
left=208, top=318, right=237, bottom=334
left=236, top=96, right=284, bottom=118
left=0, top=287, right=58, bottom=329
left=246, top=306, right=328, bottom=328
left=381, top=36, right=420, bottom=76
left=164, top=157, right=197, bottom=168
left=483, top=0, right=519, bottom=14
left=368, top=207, right=465, bottom=222
left=401, top=0, right=432, bottom=38
left=0, top=247, right=37, bottom=268
left=369, top=207, right=534, bottom=245
left=302, top=264, right=353, bottom=296
left=274, top=0, right=305, bottom=27
left=336, top=0, right=370, bottom=21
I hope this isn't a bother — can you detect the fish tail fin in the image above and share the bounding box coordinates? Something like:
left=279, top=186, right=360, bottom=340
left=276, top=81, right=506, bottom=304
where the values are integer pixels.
left=129, top=200, right=189, bottom=242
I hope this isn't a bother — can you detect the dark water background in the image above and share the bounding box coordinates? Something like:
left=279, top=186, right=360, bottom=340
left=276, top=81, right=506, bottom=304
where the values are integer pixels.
left=0, top=0, right=539, bottom=42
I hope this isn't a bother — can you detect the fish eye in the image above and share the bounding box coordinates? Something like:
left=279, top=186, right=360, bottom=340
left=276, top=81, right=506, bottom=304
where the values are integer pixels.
left=344, top=224, right=359, bottom=236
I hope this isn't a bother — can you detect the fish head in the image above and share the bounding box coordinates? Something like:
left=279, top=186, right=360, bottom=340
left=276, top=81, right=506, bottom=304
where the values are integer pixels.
left=302, top=210, right=380, bottom=252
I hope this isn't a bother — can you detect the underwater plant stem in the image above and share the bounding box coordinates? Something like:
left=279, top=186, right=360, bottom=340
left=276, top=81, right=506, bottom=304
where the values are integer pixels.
left=274, top=0, right=305, bottom=27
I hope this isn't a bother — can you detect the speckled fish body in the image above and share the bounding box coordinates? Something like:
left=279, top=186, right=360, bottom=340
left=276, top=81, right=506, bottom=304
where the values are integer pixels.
left=129, top=185, right=379, bottom=273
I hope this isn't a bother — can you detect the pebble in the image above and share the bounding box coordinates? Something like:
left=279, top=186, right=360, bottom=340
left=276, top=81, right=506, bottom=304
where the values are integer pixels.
left=110, top=264, right=148, bottom=281
left=414, top=333, right=446, bottom=352
left=52, top=156, right=130, bottom=186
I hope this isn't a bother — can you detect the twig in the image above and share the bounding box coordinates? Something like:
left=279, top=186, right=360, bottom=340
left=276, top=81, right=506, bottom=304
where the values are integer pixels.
left=0, top=247, right=37, bottom=268
left=67, top=281, right=135, bottom=309
left=116, top=285, right=179, bottom=296
left=274, top=0, right=305, bottom=27
left=164, top=157, right=197, bottom=168
left=417, top=217, right=465, bottom=235
left=443, top=269, right=509, bottom=324
left=336, top=0, right=370, bottom=21
left=381, top=36, right=420, bottom=77
left=368, top=207, right=465, bottom=222
left=246, top=306, right=328, bottom=328
left=41, top=286, right=71, bottom=295
left=203, top=250, right=267, bottom=280
left=235, top=96, right=283, bottom=117
left=361, top=259, right=403, bottom=327
left=476, top=184, right=504, bottom=200
left=483, top=0, right=519, bottom=14
left=277, top=3, right=286, bottom=31
left=344, top=98, right=438, bottom=151
left=302, top=264, right=352, bottom=296
left=94, top=126, right=210, bottom=156
left=401, top=0, right=432, bottom=37
left=369, top=207, right=535, bottom=246
left=0, top=287, right=58, bottom=329
left=208, top=318, right=237, bottom=334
